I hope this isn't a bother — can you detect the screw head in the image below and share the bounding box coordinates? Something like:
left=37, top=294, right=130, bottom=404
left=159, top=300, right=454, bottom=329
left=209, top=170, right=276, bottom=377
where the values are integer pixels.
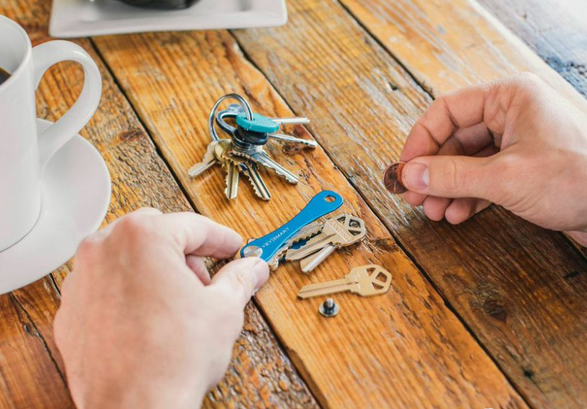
left=242, top=245, right=263, bottom=258
left=319, top=298, right=339, bottom=317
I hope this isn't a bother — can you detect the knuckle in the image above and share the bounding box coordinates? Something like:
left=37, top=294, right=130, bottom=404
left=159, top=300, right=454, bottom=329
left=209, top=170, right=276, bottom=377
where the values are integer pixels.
left=134, top=207, right=162, bottom=215
left=113, top=213, right=156, bottom=243
left=75, top=236, right=101, bottom=263
left=440, top=159, right=464, bottom=194
left=511, top=72, right=545, bottom=94
left=494, top=154, right=521, bottom=176
left=517, top=71, right=541, bottom=84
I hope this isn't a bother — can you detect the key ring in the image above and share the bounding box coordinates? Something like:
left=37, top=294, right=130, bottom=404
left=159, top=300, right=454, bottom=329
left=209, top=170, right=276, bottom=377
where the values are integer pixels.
left=215, top=105, right=240, bottom=136
left=208, top=94, right=253, bottom=141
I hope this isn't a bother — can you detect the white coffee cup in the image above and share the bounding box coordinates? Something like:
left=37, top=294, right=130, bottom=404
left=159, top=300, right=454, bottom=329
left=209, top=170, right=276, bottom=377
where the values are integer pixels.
left=0, top=15, right=102, bottom=252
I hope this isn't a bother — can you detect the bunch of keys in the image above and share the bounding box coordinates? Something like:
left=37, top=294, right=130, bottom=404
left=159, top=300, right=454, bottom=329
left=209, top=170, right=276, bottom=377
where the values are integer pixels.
left=240, top=191, right=367, bottom=273
left=188, top=93, right=317, bottom=201
left=297, top=265, right=392, bottom=299
left=284, top=214, right=366, bottom=273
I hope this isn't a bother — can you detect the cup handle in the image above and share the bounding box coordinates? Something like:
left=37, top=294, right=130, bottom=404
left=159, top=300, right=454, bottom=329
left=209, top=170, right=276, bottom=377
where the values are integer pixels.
left=32, top=41, right=102, bottom=172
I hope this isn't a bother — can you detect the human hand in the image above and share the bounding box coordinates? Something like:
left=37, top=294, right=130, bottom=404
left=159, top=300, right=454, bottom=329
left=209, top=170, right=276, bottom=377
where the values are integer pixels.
left=53, top=208, right=269, bottom=409
left=391, top=73, right=587, bottom=246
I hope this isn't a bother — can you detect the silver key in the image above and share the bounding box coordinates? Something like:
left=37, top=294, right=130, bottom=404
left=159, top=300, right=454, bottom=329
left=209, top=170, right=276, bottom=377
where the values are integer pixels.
left=266, top=220, right=325, bottom=270
left=268, top=133, right=318, bottom=148
left=226, top=154, right=271, bottom=201
left=286, top=214, right=366, bottom=273
left=245, top=150, right=300, bottom=184
left=270, top=117, right=311, bottom=125
left=245, top=162, right=271, bottom=201
left=188, top=141, right=219, bottom=177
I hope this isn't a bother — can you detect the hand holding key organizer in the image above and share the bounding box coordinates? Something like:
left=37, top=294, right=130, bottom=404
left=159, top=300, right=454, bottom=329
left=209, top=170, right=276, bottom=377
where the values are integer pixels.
left=188, top=93, right=317, bottom=201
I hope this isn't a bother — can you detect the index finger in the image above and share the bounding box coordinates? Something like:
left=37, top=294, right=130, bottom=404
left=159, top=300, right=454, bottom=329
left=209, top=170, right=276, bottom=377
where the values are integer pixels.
left=152, top=212, right=243, bottom=259
left=400, top=82, right=496, bottom=162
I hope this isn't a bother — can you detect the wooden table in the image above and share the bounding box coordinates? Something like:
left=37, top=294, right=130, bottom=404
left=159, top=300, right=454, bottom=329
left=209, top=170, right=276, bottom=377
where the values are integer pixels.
left=1, top=0, right=587, bottom=408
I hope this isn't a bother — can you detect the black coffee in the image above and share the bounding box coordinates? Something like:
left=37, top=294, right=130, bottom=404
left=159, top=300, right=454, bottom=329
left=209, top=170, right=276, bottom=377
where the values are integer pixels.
left=0, top=67, right=10, bottom=86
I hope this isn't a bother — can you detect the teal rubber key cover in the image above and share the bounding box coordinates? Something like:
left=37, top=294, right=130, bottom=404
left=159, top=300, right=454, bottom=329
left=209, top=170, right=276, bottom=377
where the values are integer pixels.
left=236, top=112, right=280, bottom=134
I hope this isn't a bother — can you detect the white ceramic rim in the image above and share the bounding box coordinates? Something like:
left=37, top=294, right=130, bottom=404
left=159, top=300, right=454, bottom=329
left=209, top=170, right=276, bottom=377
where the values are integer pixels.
left=0, top=15, right=33, bottom=95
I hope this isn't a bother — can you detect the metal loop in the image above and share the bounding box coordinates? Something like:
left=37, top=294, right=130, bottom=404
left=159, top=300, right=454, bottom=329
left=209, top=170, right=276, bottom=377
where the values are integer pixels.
left=208, top=93, right=253, bottom=141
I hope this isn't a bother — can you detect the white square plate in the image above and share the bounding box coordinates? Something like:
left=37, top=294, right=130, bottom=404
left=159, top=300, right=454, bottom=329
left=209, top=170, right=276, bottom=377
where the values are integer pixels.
left=49, top=0, right=287, bottom=38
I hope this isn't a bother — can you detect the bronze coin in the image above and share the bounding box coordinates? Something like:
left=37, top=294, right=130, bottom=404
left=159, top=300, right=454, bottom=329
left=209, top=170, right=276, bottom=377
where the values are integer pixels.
left=383, top=162, right=407, bottom=194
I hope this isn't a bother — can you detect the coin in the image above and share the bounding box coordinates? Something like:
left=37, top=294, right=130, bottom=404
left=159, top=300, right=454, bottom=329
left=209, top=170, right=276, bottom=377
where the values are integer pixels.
left=383, top=162, right=407, bottom=194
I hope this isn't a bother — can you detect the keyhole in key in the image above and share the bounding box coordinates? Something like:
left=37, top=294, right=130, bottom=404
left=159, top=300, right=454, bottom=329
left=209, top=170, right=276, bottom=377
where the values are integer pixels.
left=325, top=195, right=336, bottom=203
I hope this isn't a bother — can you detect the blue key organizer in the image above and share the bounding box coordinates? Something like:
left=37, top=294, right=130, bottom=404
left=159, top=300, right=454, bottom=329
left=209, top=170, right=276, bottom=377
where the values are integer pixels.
left=240, top=191, right=344, bottom=262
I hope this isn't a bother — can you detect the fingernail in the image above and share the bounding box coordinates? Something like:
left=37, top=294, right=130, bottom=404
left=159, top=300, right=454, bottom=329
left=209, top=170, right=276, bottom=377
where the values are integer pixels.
left=250, top=258, right=269, bottom=291
left=403, top=162, right=429, bottom=190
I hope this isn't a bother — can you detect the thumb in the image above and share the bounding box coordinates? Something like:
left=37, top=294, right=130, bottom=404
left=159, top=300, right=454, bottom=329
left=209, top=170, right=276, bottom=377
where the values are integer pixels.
left=210, top=257, right=269, bottom=309
left=402, top=155, right=498, bottom=200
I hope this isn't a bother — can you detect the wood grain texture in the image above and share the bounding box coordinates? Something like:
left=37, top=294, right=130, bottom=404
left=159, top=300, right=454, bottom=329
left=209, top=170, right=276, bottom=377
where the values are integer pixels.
left=0, top=3, right=320, bottom=408
left=478, top=0, right=587, bottom=97
left=337, top=0, right=587, bottom=113
left=232, top=0, right=587, bottom=408
left=93, top=27, right=527, bottom=409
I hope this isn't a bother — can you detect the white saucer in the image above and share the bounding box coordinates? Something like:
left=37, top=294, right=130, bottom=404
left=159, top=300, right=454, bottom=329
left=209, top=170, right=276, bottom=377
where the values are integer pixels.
left=49, top=0, right=287, bottom=38
left=0, top=119, right=111, bottom=295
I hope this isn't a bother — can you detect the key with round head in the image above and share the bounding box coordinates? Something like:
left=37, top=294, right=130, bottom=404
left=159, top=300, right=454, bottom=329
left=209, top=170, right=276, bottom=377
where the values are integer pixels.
left=242, top=150, right=300, bottom=184
left=266, top=219, right=326, bottom=270
left=286, top=214, right=366, bottom=273
left=297, top=265, right=391, bottom=299
left=225, top=154, right=271, bottom=201
left=268, top=133, right=318, bottom=148
left=214, top=140, right=239, bottom=200
left=188, top=140, right=220, bottom=177
left=269, top=116, right=311, bottom=125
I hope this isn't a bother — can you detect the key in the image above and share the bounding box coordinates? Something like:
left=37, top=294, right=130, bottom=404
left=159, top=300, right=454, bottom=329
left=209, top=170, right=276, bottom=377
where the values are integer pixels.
left=286, top=214, right=366, bottom=273
left=241, top=191, right=344, bottom=262
left=297, top=265, right=392, bottom=299
left=214, top=140, right=239, bottom=200
left=188, top=141, right=219, bottom=177
left=224, top=160, right=240, bottom=200
left=268, top=133, right=318, bottom=148
left=226, top=154, right=271, bottom=201
left=244, top=150, right=300, bottom=184
left=244, top=162, right=271, bottom=201
left=266, top=219, right=325, bottom=270
left=270, top=117, right=311, bottom=125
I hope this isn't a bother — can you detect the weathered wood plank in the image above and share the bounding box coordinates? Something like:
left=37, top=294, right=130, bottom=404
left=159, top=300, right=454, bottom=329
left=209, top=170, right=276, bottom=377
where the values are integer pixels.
left=0, top=3, right=320, bottom=408
left=477, top=0, right=587, bottom=98
left=231, top=0, right=587, bottom=407
left=93, top=26, right=528, bottom=409
left=336, top=0, right=587, bottom=111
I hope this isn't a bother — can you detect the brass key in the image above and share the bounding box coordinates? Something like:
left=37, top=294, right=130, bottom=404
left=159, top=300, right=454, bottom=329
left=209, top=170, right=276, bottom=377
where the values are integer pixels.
left=297, top=264, right=392, bottom=299
left=286, top=214, right=366, bottom=273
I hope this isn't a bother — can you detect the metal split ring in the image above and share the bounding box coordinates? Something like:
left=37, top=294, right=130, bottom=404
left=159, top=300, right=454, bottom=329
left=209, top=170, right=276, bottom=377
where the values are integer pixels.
left=208, top=93, right=253, bottom=141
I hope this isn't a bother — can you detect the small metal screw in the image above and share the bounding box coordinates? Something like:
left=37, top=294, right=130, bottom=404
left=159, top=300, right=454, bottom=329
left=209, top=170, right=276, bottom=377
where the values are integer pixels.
left=319, top=298, right=339, bottom=317
left=242, top=245, right=263, bottom=258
